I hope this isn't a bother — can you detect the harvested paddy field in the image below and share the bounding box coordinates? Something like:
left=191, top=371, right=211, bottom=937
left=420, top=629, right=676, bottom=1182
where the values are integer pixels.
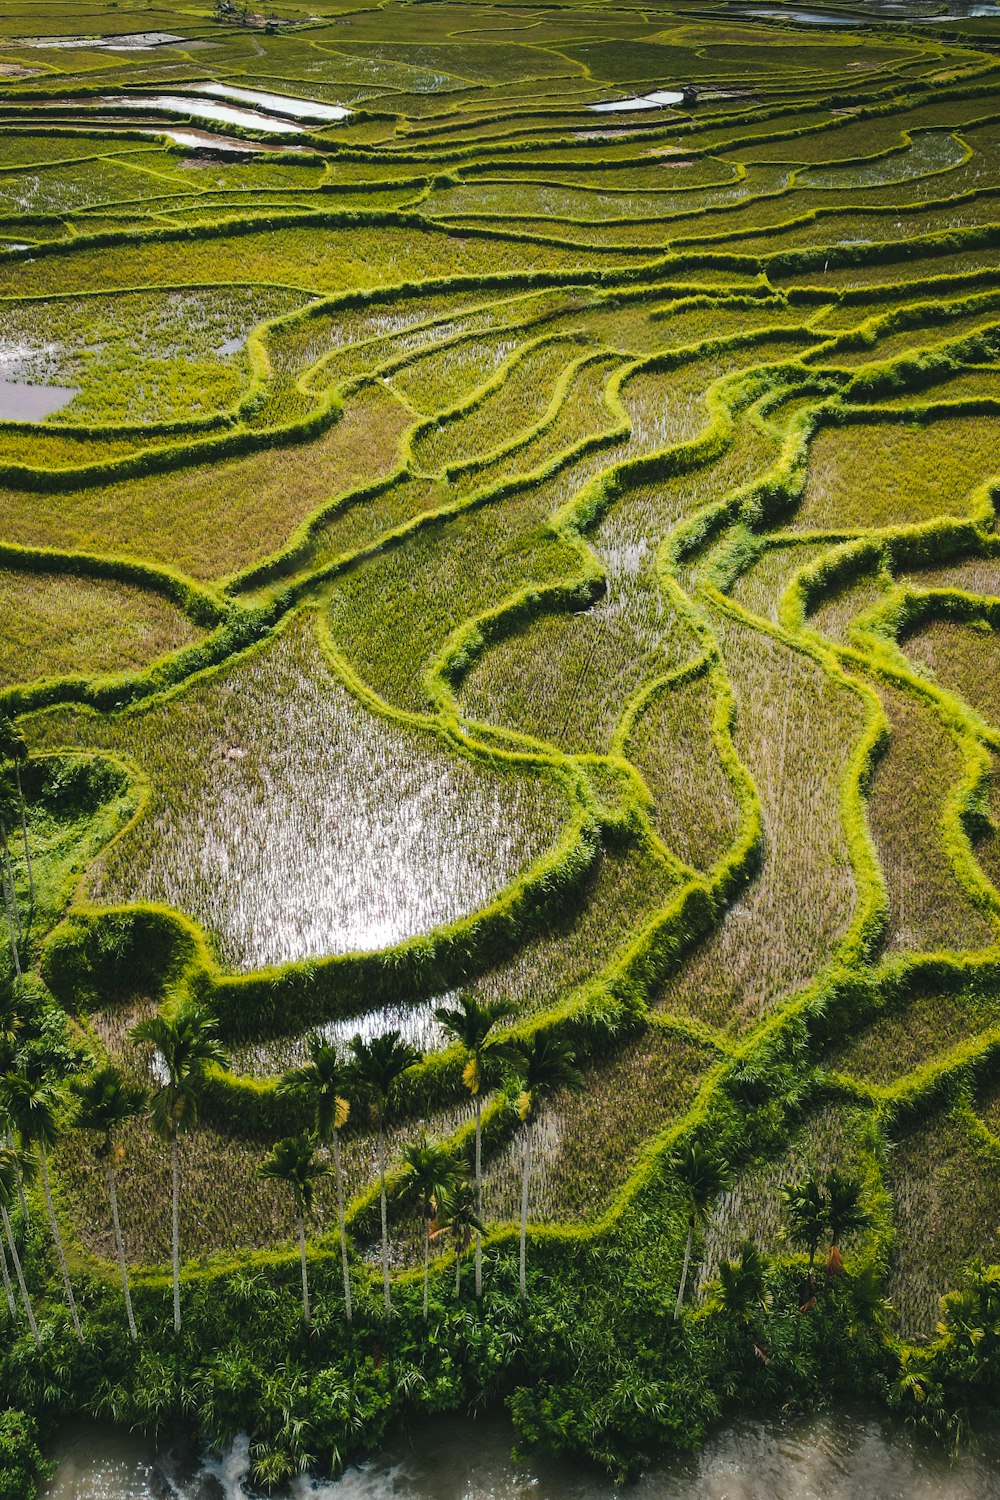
left=1, top=0, right=999, bottom=1479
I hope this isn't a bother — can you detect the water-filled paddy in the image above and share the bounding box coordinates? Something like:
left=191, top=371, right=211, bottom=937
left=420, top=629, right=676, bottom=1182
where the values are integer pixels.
left=101, top=96, right=306, bottom=135
left=36, top=612, right=572, bottom=970
left=589, top=89, right=685, bottom=111
left=187, top=83, right=351, bottom=122
left=13, top=32, right=193, bottom=50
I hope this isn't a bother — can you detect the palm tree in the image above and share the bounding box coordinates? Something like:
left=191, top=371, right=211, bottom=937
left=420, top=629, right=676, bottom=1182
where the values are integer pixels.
left=0, top=981, right=23, bottom=1074
left=716, top=1240, right=766, bottom=1321
left=0, top=718, right=33, bottom=912
left=259, top=1133, right=330, bottom=1325
left=513, top=1033, right=583, bottom=1299
left=348, top=1030, right=420, bottom=1319
left=433, top=1179, right=484, bottom=1299
left=277, top=1035, right=353, bottom=1324
left=671, top=1139, right=732, bottom=1320
left=781, top=1177, right=828, bottom=1294
left=0, top=1144, right=39, bottom=1347
left=130, top=1009, right=227, bottom=1334
left=825, top=1169, right=871, bottom=1276
left=435, top=994, right=514, bottom=1299
left=1, top=1071, right=83, bottom=1341
left=69, top=1065, right=148, bottom=1342
left=402, top=1134, right=460, bottom=1319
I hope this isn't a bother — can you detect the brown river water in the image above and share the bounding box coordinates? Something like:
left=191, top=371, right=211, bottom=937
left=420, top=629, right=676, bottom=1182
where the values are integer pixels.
left=44, top=1407, right=1000, bottom=1499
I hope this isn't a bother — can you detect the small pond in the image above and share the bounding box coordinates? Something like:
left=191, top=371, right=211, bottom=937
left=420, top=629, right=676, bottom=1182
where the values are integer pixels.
left=0, top=380, right=79, bottom=421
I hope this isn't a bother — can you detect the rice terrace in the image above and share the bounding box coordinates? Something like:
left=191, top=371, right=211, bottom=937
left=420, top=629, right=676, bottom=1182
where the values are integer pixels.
left=0, top=0, right=1000, bottom=1490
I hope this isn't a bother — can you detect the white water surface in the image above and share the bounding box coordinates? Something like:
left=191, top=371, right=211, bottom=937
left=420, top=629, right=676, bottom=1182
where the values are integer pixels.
left=101, top=95, right=305, bottom=134
left=14, top=31, right=191, bottom=49
left=589, top=89, right=685, bottom=112
left=187, top=81, right=351, bottom=121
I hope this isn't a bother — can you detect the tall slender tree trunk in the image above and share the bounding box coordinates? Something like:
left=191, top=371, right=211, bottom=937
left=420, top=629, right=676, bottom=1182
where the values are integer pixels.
left=474, top=1094, right=483, bottom=1301
left=1, top=1202, right=39, bottom=1347
left=1, top=829, right=21, bottom=939
left=674, top=1210, right=695, bottom=1321
left=39, top=1142, right=83, bottom=1343
left=378, top=1125, right=391, bottom=1319
left=423, top=1220, right=430, bottom=1321
left=1, top=1141, right=28, bottom=1224
left=455, top=1243, right=461, bottom=1299
left=298, top=1213, right=310, bottom=1326
left=3, top=910, right=20, bottom=983
left=331, top=1129, right=352, bottom=1325
left=108, top=1165, right=137, bottom=1342
left=171, top=1134, right=181, bottom=1334
left=0, top=1230, right=15, bottom=1316
left=0, top=827, right=22, bottom=981
left=519, top=1123, right=533, bottom=1300
left=13, top=766, right=33, bottom=914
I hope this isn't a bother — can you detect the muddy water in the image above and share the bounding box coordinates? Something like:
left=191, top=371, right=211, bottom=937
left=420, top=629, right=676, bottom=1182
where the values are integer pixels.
left=45, top=1408, right=1000, bottom=1499
left=0, top=379, right=79, bottom=420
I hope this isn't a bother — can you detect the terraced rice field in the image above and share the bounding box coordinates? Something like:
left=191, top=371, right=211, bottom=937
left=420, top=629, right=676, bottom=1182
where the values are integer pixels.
left=2, top=0, right=1000, bottom=1373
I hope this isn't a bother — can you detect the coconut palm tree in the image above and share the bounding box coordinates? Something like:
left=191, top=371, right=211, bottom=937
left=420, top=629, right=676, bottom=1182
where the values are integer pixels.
left=434, top=993, right=515, bottom=1299
left=0, top=718, right=33, bottom=913
left=433, top=1179, right=484, bottom=1299
left=825, top=1169, right=871, bottom=1276
left=1, top=1071, right=83, bottom=1341
left=348, top=1030, right=420, bottom=1319
left=0, top=982, right=23, bottom=1074
left=259, top=1133, right=330, bottom=1326
left=671, top=1139, right=732, bottom=1320
left=0, top=1144, right=39, bottom=1347
left=513, top=1033, right=583, bottom=1299
left=69, top=1065, right=148, bottom=1342
left=781, top=1177, right=828, bottom=1294
left=402, top=1134, right=460, bottom=1319
left=130, top=1009, right=227, bottom=1334
left=277, top=1035, right=353, bottom=1324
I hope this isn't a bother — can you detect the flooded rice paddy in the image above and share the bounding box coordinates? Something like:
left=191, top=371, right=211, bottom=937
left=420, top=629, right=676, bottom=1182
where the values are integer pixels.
left=45, top=1408, right=1000, bottom=1499
left=187, top=83, right=351, bottom=122
left=229, top=998, right=450, bottom=1074
left=137, top=128, right=267, bottom=154
left=101, top=97, right=306, bottom=135
left=13, top=32, right=194, bottom=50
left=589, top=90, right=685, bottom=112
left=77, top=613, right=571, bottom=970
left=101, top=97, right=307, bottom=134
